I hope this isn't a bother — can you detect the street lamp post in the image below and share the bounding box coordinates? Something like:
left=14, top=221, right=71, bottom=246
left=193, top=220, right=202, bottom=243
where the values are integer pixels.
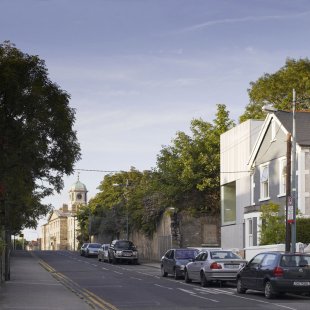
left=113, top=179, right=129, bottom=240
left=73, top=214, right=76, bottom=251
left=291, top=89, right=297, bottom=253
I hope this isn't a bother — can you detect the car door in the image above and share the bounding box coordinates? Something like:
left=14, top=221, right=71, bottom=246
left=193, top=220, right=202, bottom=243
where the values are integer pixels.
left=190, top=252, right=207, bottom=281
left=256, top=254, right=277, bottom=290
left=241, top=253, right=265, bottom=289
left=162, top=250, right=172, bottom=273
left=167, top=250, right=175, bottom=274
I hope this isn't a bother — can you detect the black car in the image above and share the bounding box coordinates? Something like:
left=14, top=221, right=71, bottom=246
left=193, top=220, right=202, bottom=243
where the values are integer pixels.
left=161, top=248, right=199, bottom=279
left=108, top=240, right=139, bottom=264
left=237, top=251, right=310, bottom=299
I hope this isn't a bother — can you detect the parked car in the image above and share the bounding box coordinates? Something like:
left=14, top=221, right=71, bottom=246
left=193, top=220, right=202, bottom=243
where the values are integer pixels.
left=184, top=249, right=247, bottom=286
left=98, top=244, right=110, bottom=262
left=80, top=243, right=89, bottom=256
left=161, top=248, right=199, bottom=279
left=84, top=243, right=101, bottom=257
left=108, top=240, right=139, bottom=264
left=236, top=251, right=310, bottom=299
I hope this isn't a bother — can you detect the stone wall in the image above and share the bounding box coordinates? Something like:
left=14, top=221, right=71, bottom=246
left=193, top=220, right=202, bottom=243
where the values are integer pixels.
left=130, top=211, right=220, bottom=262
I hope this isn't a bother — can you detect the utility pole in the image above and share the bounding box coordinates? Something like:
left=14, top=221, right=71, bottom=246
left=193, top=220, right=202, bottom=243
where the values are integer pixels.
left=285, top=133, right=291, bottom=252
left=291, top=89, right=297, bottom=253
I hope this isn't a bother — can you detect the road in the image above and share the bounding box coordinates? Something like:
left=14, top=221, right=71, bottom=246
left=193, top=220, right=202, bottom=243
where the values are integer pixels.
left=34, top=251, right=310, bottom=310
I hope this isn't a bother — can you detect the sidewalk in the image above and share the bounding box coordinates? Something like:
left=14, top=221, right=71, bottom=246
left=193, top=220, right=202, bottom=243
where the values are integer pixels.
left=0, top=250, right=93, bottom=310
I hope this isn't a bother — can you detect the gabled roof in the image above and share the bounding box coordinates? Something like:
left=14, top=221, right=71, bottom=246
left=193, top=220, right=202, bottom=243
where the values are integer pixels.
left=276, top=111, right=310, bottom=146
left=248, top=111, right=310, bottom=168
left=47, top=209, right=72, bottom=222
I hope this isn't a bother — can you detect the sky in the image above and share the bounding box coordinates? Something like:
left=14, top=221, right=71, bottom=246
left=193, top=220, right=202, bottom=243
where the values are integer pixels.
left=1, top=0, right=310, bottom=240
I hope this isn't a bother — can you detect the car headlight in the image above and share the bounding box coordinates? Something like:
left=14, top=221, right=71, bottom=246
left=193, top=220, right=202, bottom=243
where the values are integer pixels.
left=178, top=265, right=185, bottom=270
left=133, top=251, right=138, bottom=256
left=116, top=251, right=122, bottom=256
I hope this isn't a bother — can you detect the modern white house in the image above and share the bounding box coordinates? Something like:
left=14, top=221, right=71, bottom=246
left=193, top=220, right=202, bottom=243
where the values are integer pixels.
left=220, top=119, right=264, bottom=249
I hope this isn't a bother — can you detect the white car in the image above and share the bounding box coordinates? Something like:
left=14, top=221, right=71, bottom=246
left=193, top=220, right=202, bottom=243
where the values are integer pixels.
left=98, top=244, right=110, bottom=262
left=185, top=249, right=247, bottom=286
left=84, top=243, right=101, bottom=257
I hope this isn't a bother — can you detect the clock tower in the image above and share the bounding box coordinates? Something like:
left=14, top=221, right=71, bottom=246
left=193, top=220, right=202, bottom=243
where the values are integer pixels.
left=69, top=174, right=88, bottom=212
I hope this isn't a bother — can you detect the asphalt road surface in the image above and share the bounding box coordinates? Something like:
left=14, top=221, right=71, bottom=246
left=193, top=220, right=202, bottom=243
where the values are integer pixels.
left=34, top=251, right=310, bottom=310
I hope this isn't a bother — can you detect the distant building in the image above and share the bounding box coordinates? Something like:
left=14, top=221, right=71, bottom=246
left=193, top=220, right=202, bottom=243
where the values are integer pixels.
left=40, top=176, right=88, bottom=250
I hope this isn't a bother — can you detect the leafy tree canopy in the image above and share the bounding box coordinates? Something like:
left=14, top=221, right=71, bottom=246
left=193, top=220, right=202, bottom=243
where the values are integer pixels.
left=156, top=104, right=235, bottom=214
left=240, top=58, right=310, bottom=123
left=0, top=41, right=81, bottom=231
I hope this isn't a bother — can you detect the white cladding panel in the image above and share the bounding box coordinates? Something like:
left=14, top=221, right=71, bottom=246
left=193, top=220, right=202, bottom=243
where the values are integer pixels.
left=220, top=120, right=263, bottom=185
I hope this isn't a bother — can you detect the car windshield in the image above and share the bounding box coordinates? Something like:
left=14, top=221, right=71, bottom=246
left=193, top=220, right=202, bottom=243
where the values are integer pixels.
left=115, top=241, right=134, bottom=249
left=210, top=251, right=241, bottom=259
left=89, top=243, right=101, bottom=248
left=175, top=249, right=198, bottom=259
left=280, top=255, right=310, bottom=267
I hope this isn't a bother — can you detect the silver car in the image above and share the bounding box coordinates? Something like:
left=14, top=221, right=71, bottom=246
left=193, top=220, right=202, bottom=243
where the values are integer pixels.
left=84, top=243, right=101, bottom=257
left=185, top=249, right=247, bottom=286
left=98, top=244, right=110, bottom=262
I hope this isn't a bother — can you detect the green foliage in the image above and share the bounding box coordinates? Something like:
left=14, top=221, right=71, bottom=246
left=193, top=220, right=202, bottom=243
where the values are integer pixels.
left=259, top=202, right=286, bottom=245
left=157, top=104, right=235, bottom=215
left=0, top=41, right=81, bottom=231
left=239, top=58, right=310, bottom=123
left=296, top=218, right=310, bottom=244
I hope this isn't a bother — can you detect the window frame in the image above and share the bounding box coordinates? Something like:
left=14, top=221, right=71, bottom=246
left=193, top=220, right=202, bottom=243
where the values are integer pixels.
left=278, top=157, right=286, bottom=197
left=259, top=163, right=270, bottom=201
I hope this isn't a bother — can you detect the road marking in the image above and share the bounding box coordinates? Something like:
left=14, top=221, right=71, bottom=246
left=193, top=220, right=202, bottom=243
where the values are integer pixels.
left=113, top=271, right=123, bottom=275
left=130, top=277, right=142, bottom=281
left=92, top=264, right=98, bottom=267
left=229, top=293, right=298, bottom=310
left=154, top=284, right=173, bottom=290
left=102, top=267, right=109, bottom=270
left=178, top=288, right=219, bottom=303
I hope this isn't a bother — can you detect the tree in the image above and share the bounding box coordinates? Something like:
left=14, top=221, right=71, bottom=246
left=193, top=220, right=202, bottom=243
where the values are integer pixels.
left=0, top=41, right=81, bottom=231
left=156, top=104, right=235, bottom=215
left=259, top=203, right=286, bottom=245
left=239, top=58, right=310, bottom=123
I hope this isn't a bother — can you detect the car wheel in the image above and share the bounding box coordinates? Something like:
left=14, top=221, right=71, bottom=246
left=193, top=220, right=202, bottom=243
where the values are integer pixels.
left=98, top=256, right=101, bottom=262
left=264, top=281, right=275, bottom=299
left=236, top=278, right=247, bottom=294
left=200, top=272, right=208, bottom=287
left=112, top=257, right=117, bottom=264
left=174, top=268, right=180, bottom=280
left=184, top=270, right=191, bottom=283
left=161, top=265, right=168, bottom=277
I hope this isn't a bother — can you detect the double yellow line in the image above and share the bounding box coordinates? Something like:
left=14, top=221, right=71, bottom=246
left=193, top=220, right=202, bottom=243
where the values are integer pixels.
left=39, top=259, right=118, bottom=310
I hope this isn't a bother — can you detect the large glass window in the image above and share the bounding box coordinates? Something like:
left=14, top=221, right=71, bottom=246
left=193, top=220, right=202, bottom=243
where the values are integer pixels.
left=221, top=181, right=236, bottom=224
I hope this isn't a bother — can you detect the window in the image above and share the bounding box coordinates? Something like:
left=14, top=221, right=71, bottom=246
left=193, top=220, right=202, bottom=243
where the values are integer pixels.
left=249, top=253, right=265, bottom=268
left=221, top=181, right=236, bottom=224
left=261, top=254, right=276, bottom=267
left=251, top=174, right=255, bottom=205
left=248, top=218, right=253, bottom=246
left=279, top=157, right=286, bottom=196
left=260, top=164, right=269, bottom=200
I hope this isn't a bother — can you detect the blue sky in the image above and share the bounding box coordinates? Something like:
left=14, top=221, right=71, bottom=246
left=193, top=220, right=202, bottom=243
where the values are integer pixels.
left=2, top=0, right=310, bottom=239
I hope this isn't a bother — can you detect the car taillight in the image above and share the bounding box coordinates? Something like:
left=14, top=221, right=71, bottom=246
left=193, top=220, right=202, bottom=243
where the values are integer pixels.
left=210, top=262, right=222, bottom=269
left=273, top=266, right=284, bottom=277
